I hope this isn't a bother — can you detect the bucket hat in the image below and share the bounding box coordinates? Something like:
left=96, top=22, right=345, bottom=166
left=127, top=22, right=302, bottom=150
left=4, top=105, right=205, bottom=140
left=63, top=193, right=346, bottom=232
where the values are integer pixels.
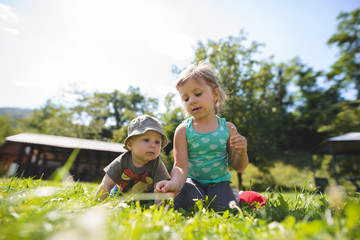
left=124, top=115, right=168, bottom=149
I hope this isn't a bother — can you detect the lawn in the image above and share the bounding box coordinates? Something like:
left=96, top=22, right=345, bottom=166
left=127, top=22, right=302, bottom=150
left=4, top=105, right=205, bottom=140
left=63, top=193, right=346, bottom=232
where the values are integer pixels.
left=0, top=177, right=359, bottom=240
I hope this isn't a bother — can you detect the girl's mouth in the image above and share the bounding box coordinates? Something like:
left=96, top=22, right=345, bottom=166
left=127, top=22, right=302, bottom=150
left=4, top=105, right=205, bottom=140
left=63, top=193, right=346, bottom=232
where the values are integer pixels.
left=192, top=107, right=201, bottom=112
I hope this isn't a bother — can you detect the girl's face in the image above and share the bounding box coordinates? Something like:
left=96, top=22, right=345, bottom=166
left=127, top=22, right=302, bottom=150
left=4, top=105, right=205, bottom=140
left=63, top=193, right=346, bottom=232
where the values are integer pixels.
left=178, top=77, right=219, bottom=120
left=126, top=130, right=162, bottom=166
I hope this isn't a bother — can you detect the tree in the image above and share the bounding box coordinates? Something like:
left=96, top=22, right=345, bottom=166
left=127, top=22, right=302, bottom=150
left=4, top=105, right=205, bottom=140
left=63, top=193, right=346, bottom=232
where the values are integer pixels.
left=156, top=93, right=185, bottom=171
left=113, top=86, right=159, bottom=128
left=160, top=93, right=184, bottom=155
left=318, top=100, right=360, bottom=135
left=0, top=115, right=17, bottom=145
left=191, top=32, right=294, bottom=170
left=327, top=8, right=360, bottom=99
left=17, top=87, right=159, bottom=142
left=315, top=100, right=360, bottom=179
left=188, top=32, right=307, bottom=188
left=72, top=86, right=159, bottom=141
left=280, top=58, right=341, bottom=151
left=18, top=100, right=82, bottom=138
left=185, top=30, right=353, bottom=186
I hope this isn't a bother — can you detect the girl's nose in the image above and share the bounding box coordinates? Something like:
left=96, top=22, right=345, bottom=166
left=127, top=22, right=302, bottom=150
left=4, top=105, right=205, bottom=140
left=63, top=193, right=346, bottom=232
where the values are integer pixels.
left=189, top=95, right=197, bottom=104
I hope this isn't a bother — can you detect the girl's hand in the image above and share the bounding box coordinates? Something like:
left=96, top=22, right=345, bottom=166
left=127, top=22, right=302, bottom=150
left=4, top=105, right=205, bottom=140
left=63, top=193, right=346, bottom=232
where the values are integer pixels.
left=229, top=125, right=247, bottom=154
left=227, top=123, right=249, bottom=172
left=227, top=124, right=249, bottom=172
left=155, top=180, right=178, bottom=193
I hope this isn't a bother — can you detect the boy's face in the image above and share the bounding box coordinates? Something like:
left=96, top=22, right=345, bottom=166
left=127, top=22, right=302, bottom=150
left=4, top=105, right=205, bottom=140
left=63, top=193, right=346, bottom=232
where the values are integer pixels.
left=126, top=130, right=162, bottom=166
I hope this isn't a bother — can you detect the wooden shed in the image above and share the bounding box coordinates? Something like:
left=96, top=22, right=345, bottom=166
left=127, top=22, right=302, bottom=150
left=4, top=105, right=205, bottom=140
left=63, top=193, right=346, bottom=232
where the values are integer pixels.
left=0, top=133, right=126, bottom=182
left=312, top=132, right=360, bottom=186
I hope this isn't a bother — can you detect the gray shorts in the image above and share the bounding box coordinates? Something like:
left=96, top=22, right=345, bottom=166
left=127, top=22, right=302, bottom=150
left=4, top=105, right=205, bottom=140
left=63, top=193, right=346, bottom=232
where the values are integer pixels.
left=174, top=178, right=238, bottom=211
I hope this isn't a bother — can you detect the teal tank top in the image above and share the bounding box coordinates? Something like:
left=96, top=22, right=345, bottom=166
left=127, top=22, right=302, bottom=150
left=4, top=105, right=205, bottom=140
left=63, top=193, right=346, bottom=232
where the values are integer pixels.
left=185, top=116, right=232, bottom=183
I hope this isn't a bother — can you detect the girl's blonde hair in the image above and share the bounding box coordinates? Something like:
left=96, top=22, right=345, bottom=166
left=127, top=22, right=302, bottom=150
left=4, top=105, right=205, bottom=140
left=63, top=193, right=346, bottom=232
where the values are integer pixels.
left=176, top=62, right=227, bottom=114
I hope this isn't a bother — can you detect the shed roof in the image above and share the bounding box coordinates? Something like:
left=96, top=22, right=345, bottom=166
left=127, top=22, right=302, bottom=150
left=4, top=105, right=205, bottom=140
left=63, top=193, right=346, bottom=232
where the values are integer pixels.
left=5, top=133, right=126, bottom=153
left=328, top=132, right=360, bottom=142
left=312, top=132, right=360, bottom=155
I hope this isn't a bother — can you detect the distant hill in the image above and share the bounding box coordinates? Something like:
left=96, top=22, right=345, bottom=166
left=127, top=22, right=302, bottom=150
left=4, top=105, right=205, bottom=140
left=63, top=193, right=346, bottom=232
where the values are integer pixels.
left=0, top=107, right=33, bottom=119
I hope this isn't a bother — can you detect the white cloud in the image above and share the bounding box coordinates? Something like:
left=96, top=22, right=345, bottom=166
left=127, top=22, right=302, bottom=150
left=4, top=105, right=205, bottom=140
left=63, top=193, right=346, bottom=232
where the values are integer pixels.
left=0, top=3, right=20, bottom=36
left=0, top=3, right=20, bottom=22
left=149, top=31, right=195, bottom=61
left=12, top=79, right=43, bottom=88
left=2, top=27, right=19, bottom=35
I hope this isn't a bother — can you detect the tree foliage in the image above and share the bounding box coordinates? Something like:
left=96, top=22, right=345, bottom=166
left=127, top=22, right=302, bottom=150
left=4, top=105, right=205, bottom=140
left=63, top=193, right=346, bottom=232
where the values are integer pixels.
left=327, top=8, right=360, bottom=99
left=18, top=100, right=79, bottom=137
left=72, top=86, right=158, bottom=140
left=191, top=33, right=298, bottom=169
left=14, top=87, right=158, bottom=142
left=0, top=115, right=17, bottom=145
left=160, top=93, right=184, bottom=156
left=187, top=22, right=359, bottom=175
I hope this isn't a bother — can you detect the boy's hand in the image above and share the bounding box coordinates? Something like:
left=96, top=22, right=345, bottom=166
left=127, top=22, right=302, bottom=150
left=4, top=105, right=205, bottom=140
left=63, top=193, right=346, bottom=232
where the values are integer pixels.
left=94, top=174, right=115, bottom=202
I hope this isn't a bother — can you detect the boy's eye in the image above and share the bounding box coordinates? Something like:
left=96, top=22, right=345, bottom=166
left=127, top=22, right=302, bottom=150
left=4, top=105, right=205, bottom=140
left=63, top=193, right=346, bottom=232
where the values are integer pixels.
left=183, top=97, right=189, bottom=102
left=195, top=92, right=202, bottom=97
left=155, top=140, right=161, bottom=145
left=143, top=139, right=149, bottom=142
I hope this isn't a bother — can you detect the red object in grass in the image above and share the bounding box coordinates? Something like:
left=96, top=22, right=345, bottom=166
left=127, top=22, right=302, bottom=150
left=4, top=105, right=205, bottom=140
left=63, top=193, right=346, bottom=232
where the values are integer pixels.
left=239, top=191, right=267, bottom=208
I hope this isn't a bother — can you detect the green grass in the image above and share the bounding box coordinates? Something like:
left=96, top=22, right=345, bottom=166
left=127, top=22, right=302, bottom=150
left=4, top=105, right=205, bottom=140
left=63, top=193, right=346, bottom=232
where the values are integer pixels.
left=234, top=162, right=359, bottom=193
left=1, top=177, right=360, bottom=240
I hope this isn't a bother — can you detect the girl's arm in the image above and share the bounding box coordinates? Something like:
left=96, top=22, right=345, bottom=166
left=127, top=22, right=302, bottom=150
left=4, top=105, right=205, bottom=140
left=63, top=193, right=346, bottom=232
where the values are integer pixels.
left=155, top=123, right=189, bottom=193
left=94, top=174, right=116, bottom=201
left=227, top=122, right=249, bottom=172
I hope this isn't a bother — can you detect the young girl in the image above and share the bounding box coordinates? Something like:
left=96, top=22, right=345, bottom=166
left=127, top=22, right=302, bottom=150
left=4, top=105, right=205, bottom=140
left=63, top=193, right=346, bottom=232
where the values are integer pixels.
left=155, top=63, right=249, bottom=211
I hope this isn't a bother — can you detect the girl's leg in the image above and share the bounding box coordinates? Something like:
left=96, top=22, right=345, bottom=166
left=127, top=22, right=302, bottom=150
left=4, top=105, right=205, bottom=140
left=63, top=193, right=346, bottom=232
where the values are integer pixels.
left=174, top=178, right=205, bottom=210
left=207, top=181, right=237, bottom=211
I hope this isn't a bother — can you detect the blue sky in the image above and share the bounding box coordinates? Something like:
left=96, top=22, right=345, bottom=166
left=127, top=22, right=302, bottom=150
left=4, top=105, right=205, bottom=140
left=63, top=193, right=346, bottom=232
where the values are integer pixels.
left=0, top=0, right=359, bottom=111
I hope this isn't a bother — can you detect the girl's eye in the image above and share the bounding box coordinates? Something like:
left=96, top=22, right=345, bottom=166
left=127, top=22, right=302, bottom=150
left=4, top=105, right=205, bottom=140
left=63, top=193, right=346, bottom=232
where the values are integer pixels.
left=155, top=141, right=161, bottom=145
left=183, top=97, right=189, bottom=102
left=195, top=92, right=202, bottom=97
left=143, top=139, right=149, bottom=142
